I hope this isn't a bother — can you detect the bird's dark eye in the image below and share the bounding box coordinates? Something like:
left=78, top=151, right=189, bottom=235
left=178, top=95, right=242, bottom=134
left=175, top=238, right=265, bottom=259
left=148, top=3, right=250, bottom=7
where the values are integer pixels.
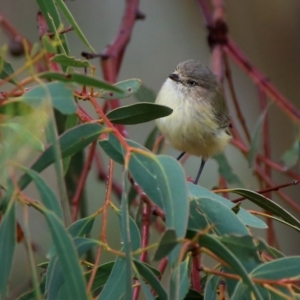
left=188, top=80, right=196, bottom=87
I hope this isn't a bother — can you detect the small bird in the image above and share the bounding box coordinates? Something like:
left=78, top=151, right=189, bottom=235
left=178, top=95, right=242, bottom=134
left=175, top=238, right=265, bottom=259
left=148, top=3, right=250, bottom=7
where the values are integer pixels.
left=155, top=60, right=231, bottom=184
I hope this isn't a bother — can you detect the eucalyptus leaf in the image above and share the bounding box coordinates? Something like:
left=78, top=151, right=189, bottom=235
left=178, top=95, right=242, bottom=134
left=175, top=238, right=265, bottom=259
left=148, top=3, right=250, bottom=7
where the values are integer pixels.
left=51, top=54, right=91, bottom=68
left=0, top=55, right=18, bottom=85
left=39, top=72, right=122, bottom=93
left=106, top=102, right=173, bottom=125
left=18, top=123, right=106, bottom=190
left=22, top=81, right=76, bottom=115
left=0, top=100, right=34, bottom=117
left=100, top=78, right=141, bottom=99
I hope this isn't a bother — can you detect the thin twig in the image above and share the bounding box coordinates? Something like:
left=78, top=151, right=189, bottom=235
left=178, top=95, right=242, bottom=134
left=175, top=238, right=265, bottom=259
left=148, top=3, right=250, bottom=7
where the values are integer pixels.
left=71, top=141, right=97, bottom=222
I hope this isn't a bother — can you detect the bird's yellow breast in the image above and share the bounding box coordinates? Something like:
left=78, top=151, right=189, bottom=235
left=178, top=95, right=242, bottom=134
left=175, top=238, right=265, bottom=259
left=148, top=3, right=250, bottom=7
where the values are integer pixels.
left=155, top=79, right=231, bottom=159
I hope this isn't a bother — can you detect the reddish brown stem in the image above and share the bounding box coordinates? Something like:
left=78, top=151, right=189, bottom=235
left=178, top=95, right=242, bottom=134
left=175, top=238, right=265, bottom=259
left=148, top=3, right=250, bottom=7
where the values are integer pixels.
left=71, top=141, right=97, bottom=222
left=192, top=254, right=202, bottom=293
left=133, top=202, right=150, bottom=300
left=225, top=39, right=300, bottom=124
left=99, top=0, right=142, bottom=138
left=232, top=180, right=298, bottom=203
left=87, top=159, right=114, bottom=293
left=224, top=54, right=251, bottom=142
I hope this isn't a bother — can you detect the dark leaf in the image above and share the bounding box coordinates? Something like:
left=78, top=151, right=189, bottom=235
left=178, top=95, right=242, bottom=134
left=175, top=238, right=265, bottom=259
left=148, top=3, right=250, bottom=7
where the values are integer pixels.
left=106, top=103, right=173, bottom=125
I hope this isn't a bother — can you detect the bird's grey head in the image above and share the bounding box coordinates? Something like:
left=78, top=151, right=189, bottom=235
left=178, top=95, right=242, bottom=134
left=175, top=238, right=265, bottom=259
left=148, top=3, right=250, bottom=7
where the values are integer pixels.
left=168, top=60, right=218, bottom=90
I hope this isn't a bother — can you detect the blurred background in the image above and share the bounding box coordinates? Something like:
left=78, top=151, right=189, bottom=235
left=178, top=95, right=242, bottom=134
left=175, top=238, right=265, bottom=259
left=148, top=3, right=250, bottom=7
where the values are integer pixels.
left=1, top=0, right=300, bottom=297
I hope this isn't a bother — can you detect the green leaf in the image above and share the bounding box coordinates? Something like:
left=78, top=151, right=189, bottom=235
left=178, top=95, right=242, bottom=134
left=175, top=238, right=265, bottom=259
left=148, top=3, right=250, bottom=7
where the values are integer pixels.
left=0, top=200, right=16, bottom=299
left=99, top=133, right=125, bottom=164
left=193, top=197, right=249, bottom=236
left=170, top=256, right=190, bottom=300
left=99, top=133, right=149, bottom=165
left=19, top=167, right=63, bottom=219
left=134, top=260, right=167, bottom=300
left=252, top=256, right=300, bottom=279
left=204, top=275, right=221, bottom=300
left=0, top=55, right=17, bottom=85
left=18, top=123, right=105, bottom=190
left=120, top=173, right=133, bottom=300
left=248, top=105, right=270, bottom=168
left=97, top=257, right=126, bottom=299
left=130, top=154, right=189, bottom=240
left=154, top=229, right=178, bottom=261
left=85, top=261, right=114, bottom=293
left=228, top=188, right=300, bottom=229
left=68, top=215, right=96, bottom=238
left=41, top=209, right=88, bottom=300
left=73, top=237, right=99, bottom=257
left=18, top=276, right=46, bottom=300
left=232, top=257, right=300, bottom=299
left=116, top=208, right=141, bottom=253
left=188, top=184, right=267, bottom=229
left=41, top=35, right=56, bottom=54
left=213, top=153, right=243, bottom=186
left=0, top=100, right=34, bottom=116
left=199, top=234, right=263, bottom=300
left=55, top=0, right=96, bottom=53
left=134, top=84, right=156, bottom=103
left=22, top=81, right=76, bottom=115
left=188, top=199, right=210, bottom=231
left=36, top=0, right=69, bottom=55
left=39, top=72, right=122, bottom=93
left=281, top=133, right=300, bottom=169
left=51, top=54, right=91, bottom=68
left=144, top=126, right=159, bottom=151
left=106, top=103, right=173, bottom=125
left=0, top=122, right=44, bottom=152
left=282, top=140, right=300, bottom=169
left=100, top=79, right=142, bottom=99
left=136, top=272, right=155, bottom=300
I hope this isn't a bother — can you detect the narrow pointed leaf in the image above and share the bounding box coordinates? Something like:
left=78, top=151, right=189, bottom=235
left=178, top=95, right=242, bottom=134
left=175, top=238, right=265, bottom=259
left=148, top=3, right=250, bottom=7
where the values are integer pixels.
left=213, top=153, right=243, bottom=186
left=36, top=0, right=69, bottom=55
left=0, top=200, right=16, bottom=299
left=100, top=79, right=141, bottom=99
left=199, top=234, right=263, bottom=300
left=0, top=100, right=34, bottom=116
left=106, top=103, right=173, bottom=125
left=193, top=196, right=249, bottom=236
left=120, top=172, right=133, bottom=300
left=39, top=72, right=122, bottom=93
left=228, top=188, right=300, bottom=229
left=55, top=0, right=96, bottom=53
left=281, top=139, right=300, bottom=169
left=248, top=106, right=270, bottom=167
left=0, top=55, right=18, bottom=85
left=1, top=123, right=44, bottom=152
left=134, top=84, right=156, bottom=103
left=20, top=167, right=63, bottom=219
left=18, top=123, right=105, bottom=190
left=154, top=229, right=178, bottom=261
left=188, top=184, right=267, bottom=229
left=134, top=260, right=167, bottom=300
left=170, top=256, right=190, bottom=300
left=97, top=257, right=126, bottom=299
left=51, top=54, right=92, bottom=68
left=22, top=81, right=76, bottom=114
left=41, top=209, right=87, bottom=300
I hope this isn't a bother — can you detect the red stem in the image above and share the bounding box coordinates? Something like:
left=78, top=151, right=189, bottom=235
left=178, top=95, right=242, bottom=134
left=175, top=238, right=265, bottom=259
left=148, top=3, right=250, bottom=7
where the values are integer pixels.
left=192, top=254, right=202, bottom=293
left=71, top=141, right=97, bottom=222
left=225, top=40, right=300, bottom=124
left=100, top=0, right=141, bottom=138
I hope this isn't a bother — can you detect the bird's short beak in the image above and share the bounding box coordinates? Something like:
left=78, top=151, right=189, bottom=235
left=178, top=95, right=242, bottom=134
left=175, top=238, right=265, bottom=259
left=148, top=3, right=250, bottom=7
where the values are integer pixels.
left=169, top=73, right=181, bottom=83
